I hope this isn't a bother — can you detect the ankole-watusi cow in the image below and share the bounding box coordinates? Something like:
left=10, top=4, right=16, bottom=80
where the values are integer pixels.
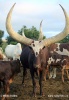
left=20, top=20, right=43, bottom=85
left=6, top=3, right=69, bottom=96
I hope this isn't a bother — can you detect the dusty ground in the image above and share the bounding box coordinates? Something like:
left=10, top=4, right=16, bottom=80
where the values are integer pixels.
left=0, top=67, right=69, bottom=100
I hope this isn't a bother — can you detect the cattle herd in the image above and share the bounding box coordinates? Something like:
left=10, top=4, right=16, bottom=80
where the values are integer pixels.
left=0, top=3, right=69, bottom=100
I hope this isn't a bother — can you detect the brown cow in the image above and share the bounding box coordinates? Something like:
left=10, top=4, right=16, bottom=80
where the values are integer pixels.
left=0, top=59, right=21, bottom=100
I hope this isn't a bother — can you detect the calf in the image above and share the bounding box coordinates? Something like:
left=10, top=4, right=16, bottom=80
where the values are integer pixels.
left=47, top=52, right=69, bottom=82
left=0, top=59, right=21, bottom=100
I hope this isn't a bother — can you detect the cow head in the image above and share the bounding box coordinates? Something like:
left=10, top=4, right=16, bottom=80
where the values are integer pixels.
left=6, top=3, right=69, bottom=68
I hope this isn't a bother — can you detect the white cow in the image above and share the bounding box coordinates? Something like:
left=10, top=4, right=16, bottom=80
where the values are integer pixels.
left=5, top=43, right=22, bottom=60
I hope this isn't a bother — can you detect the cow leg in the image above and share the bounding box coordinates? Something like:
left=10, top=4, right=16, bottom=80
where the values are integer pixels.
left=2, top=80, right=10, bottom=100
left=66, top=69, right=69, bottom=79
left=39, top=70, right=44, bottom=96
left=49, top=66, right=53, bottom=79
left=49, top=71, right=53, bottom=79
left=42, top=68, right=46, bottom=81
left=22, top=68, right=27, bottom=85
left=0, top=82, right=2, bottom=89
left=0, top=82, right=4, bottom=94
left=52, top=68, right=56, bottom=79
left=30, top=68, right=36, bottom=97
left=62, top=68, right=64, bottom=82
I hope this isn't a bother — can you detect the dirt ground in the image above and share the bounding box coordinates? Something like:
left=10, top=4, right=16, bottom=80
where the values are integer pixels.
left=0, top=67, right=69, bottom=100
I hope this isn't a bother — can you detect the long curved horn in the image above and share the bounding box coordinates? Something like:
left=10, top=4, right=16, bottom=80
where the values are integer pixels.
left=42, top=4, right=69, bottom=46
left=38, top=20, right=43, bottom=40
left=6, top=3, right=33, bottom=45
left=6, top=3, right=69, bottom=48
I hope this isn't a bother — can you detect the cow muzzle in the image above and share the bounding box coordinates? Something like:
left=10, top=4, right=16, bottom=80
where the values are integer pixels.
left=34, top=64, right=41, bottom=68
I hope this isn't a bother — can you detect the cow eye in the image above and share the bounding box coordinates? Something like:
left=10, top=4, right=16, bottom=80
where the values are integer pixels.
left=32, top=43, right=35, bottom=47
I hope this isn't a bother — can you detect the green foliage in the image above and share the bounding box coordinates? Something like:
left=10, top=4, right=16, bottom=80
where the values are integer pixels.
left=7, top=36, right=18, bottom=44
left=18, top=25, right=40, bottom=40
left=0, top=30, right=4, bottom=38
left=59, top=34, right=69, bottom=43
left=0, top=38, right=2, bottom=46
left=0, top=30, right=4, bottom=47
left=1, top=42, right=8, bottom=52
left=43, top=36, right=46, bottom=39
left=6, top=25, right=46, bottom=45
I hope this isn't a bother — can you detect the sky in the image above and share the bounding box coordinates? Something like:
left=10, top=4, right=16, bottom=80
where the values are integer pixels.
left=0, top=0, right=69, bottom=39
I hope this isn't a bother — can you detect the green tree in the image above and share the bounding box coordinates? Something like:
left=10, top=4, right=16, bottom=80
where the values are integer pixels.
left=1, top=42, right=8, bottom=52
left=0, top=30, right=4, bottom=38
left=59, top=34, right=69, bottom=43
left=6, top=25, right=46, bottom=44
left=18, top=25, right=39, bottom=40
left=0, top=30, right=4, bottom=47
left=7, top=36, right=17, bottom=44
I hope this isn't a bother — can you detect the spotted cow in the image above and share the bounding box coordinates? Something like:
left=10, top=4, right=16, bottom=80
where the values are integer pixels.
left=47, top=51, right=69, bottom=82
left=48, top=43, right=69, bottom=79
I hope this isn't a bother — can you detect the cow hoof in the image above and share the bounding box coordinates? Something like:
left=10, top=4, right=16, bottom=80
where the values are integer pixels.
left=68, top=76, right=69, bottom=80
left=34, top=95, right=36, bottom=97
left=43, top=78, right=46, bottom=81
left=62, top=80, right=64, bottom=83
left=22, top=83, right=26, bottom=87
left=32, top=93, right=36, bottom=97
left=49, top=76, right=52, bottom=79
left=40, top=92, right=45, bottom=96
left=52, top=76, right=56, bottom=79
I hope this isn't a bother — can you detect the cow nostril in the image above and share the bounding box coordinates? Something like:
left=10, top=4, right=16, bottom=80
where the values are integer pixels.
left=36, top=52, right=38, bottom=56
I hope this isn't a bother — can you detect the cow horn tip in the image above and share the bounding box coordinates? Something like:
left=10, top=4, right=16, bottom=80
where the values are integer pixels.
left=40, top=20, right=43, bottom=25
left=41, top=20, right=43, bottom=23
left=13, top=3, right=16, bottom=7
left=59, top=4, right=62, bottom=8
